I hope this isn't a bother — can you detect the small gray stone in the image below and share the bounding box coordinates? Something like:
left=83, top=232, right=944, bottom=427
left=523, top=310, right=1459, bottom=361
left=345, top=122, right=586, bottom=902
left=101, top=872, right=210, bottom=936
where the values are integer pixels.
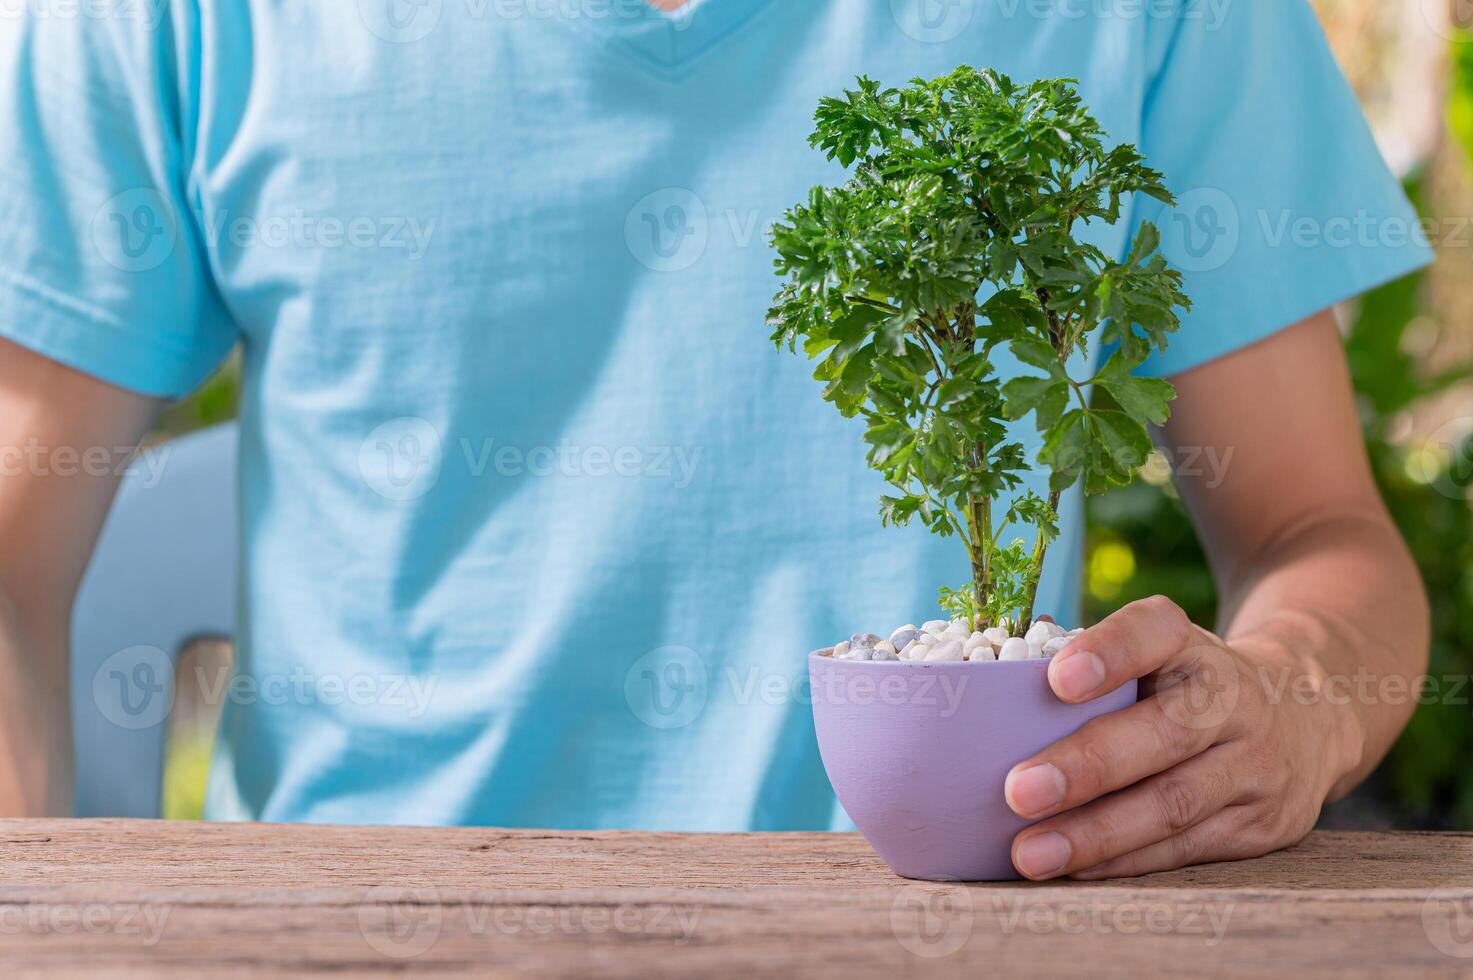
left=849, top=633, right=883, bottom=649
left=870, top=649, right=899, bottom=662
left=889, top=627, right=922, bottom=650
left=846, top=646, right=875, bottom=661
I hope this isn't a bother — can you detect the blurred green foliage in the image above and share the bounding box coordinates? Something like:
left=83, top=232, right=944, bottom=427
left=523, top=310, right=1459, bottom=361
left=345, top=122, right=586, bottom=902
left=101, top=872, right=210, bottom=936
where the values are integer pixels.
left=1086, top=36, right=1473, bottom=826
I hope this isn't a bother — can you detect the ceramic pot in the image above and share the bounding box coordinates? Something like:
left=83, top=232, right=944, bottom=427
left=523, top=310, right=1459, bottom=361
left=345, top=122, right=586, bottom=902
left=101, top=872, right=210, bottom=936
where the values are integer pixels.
left=810, top=652, right=1138, bottom=881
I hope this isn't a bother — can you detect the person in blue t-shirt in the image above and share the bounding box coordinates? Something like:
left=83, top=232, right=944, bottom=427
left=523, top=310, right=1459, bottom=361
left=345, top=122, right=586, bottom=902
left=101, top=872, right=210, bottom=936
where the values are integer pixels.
left=0, top=0, right=1433, bottom=879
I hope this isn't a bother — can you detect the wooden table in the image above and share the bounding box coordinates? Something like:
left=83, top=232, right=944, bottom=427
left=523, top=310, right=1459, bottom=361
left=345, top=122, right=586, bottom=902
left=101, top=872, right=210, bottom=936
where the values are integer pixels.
left=0, top=820, right=1470, bottom=977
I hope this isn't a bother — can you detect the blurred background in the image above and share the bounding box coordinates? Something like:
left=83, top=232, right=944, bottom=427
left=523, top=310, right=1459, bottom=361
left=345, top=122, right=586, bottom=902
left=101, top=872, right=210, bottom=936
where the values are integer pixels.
left=153, top=0, right=1473, bottom=827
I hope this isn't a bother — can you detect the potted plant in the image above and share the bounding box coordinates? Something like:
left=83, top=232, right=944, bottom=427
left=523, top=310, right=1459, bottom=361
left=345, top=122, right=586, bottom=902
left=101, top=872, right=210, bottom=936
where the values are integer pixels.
left=768, top=67, right=1190, bottom=880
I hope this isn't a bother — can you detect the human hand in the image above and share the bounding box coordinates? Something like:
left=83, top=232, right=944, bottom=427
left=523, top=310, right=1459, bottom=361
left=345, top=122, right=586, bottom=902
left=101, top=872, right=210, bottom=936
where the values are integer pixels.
left=1004, top=596, right=1364, bottom=880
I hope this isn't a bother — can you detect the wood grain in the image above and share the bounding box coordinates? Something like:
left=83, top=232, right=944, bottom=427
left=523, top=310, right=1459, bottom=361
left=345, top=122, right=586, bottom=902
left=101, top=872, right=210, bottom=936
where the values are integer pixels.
left=0, top=820, right=1469, bottom=978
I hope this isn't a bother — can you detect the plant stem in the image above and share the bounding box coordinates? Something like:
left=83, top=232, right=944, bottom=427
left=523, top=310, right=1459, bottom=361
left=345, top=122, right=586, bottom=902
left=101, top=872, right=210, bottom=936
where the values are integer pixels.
left=967, top=492, right=991, bottom=631
left=1018, top=488, right=1062, bottom=634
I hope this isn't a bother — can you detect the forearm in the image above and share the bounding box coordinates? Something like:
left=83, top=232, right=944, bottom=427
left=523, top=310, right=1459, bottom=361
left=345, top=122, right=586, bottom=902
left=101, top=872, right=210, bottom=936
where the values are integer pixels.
left=0, top=586, right=73, bottom=816
left=1215, top=505, right=1429, bottom=799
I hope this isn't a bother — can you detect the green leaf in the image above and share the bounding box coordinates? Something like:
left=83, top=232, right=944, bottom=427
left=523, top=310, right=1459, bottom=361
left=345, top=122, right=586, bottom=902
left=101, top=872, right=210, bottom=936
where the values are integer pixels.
left=1039, top=409, right=1086, bottom=492
left=936, top=376, right=976, bottom=408
left=1009, top=337, right=1067, bottom=380
left=1088, top=409, right=1153, bottom=489
left=1093, top=350, right=1176, bottom=426
left=1001, top=375, right=1069, bottom=430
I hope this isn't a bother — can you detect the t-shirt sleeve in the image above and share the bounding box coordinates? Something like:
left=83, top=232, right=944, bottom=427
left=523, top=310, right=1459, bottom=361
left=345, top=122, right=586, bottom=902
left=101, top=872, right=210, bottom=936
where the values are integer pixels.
left=0, top=10, right=234, bottom=398
left=1131, top=0, right=1432, bottom=378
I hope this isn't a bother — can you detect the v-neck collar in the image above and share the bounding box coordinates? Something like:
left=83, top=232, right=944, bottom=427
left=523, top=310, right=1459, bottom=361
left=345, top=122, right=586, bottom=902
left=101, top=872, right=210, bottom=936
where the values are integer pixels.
left=571, top=0, right=775, bottom=73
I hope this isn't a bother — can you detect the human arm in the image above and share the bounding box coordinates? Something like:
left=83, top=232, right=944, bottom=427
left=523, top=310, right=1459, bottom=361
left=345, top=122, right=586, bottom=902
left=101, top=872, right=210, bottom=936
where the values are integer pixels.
left=1004, top=311, right=1429, bottom=879
left=0, top=337, right=160, bottom=815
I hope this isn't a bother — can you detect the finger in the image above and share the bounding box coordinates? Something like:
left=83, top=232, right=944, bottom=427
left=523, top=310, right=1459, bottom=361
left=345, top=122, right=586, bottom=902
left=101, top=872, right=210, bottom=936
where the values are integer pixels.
left=1004, top=684, right=1226, bottom=819
left=1009, top=747, right=1241, bottom=880
left=1068, top=805, right=1271, bottom=880
left=1048, top=594, right=1193, bottom=704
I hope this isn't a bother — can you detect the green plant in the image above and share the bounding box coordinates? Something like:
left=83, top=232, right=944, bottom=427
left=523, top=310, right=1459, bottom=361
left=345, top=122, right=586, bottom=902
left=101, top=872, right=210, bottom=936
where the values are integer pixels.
left=768, top=67, right=1190, bottom=632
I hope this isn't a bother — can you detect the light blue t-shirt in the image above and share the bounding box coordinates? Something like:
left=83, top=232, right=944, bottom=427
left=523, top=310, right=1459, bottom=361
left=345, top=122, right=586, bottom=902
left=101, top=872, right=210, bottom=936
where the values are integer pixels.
left=0, top=0, right=1430, bottom=828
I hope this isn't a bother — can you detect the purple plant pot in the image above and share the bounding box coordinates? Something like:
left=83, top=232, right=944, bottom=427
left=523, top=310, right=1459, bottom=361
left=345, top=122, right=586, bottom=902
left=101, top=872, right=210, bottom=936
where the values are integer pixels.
left=810, top=652, right=1138, bottom=881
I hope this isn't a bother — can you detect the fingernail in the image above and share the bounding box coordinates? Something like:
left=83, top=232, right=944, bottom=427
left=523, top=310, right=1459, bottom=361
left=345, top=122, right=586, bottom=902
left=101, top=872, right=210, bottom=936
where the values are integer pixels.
left=1052, top=650, right=1106, bottom=701
left=1005, top=762, right=1066, bottom=816
left=1015, top=832, right=1072, bottom=879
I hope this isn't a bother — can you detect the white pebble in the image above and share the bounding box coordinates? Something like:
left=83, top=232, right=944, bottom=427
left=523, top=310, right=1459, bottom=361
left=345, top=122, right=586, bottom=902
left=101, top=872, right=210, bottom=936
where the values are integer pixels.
left=1042, top=636, right=1070, bottom=657
left=967, top=643, right=997, bottom=662
left=1027, top=639, right=1046, bottom=659
left=1025, top=621, right=1065, bottom=645
left=832, top=640, right=850, bottom=659
left=962, top=632, right=990, bottom=655
left=874, top=640, right=897, bottom=657
left=924, top=640, right=966, bottom=662
left=982, top=626, right=1010, bottom=648
left=921, top=620, right=949, bottom=634
left=1069, top=627, right=1086, bottom=636
left=899, top=639, right=925, bottom=661
left=998, top=637, right=1031, bottom=661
